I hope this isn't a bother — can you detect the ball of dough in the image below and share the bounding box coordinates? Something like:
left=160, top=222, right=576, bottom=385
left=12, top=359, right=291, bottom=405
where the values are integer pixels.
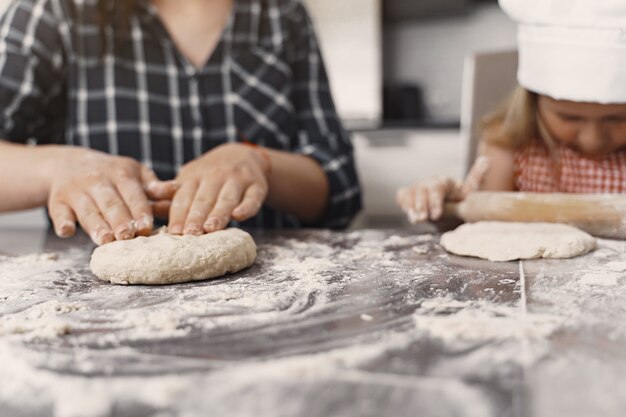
left=440, top=221, right=596, bottom=262
left=90, top=228, right=257, bottom=285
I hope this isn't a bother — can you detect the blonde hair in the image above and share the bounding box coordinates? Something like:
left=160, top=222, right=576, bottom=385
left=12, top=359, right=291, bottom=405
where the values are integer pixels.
left=481, top=85, right=541, bottom=149
left=482, top=85, right=562, bottom=186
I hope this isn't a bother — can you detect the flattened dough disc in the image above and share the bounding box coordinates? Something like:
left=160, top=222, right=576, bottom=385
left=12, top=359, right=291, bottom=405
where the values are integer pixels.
left=440, top=221, right=596, bottom=262
left=90, top=228, right=257, bottom=285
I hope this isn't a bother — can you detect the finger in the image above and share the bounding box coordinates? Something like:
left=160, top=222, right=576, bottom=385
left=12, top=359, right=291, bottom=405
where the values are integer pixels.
left=426, top=181, right=447, bottom=220
left=146, top=180, right=179, bottom=201
left=397, top=187, right=423, bottom=224
left=70, top=192, right=115, bottom=246
left=460, top=156, right=490, bottom=197
left=152, top=200, right=171, bottom=220
left=396, top=187, right=413, bottom=211
left=167, top=181, right=199, bottom=235
left=115, top=177, right=153, bottom=236
left=401, top=186, right=423, bottom=224
left=183, top=180, right=222, bottom=235
left=204, top=180, right=245, bottom=233
left=413, top=186, right=429, bottom=223
left=232, top=183, right=267, bottom=221
left=48, top=200, right=76, bottom=238
left=140, top=164, right=159, bottom=185
left=141, top=166, right=179, bottom=201
left=88, top=179, right=136, bottom=241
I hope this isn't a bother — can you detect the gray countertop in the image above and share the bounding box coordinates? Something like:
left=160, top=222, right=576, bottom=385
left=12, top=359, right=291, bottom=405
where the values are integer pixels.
left=0, top=227, right=625, bottom=417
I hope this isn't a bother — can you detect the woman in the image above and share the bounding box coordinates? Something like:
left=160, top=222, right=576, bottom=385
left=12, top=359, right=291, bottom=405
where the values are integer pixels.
left=0, top=0, right=361, bottom=244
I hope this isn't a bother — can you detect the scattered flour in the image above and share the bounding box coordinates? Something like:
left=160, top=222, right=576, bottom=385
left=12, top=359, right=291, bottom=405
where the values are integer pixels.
left=579, top=272, right=620, bottom=287
left=360, top=313, right=374, bottom=322
left=416, top=234, right=434, bottom=243
left=605, top=261, right=626, bottom=272
left=412, top=245, right=429, bottom=255
left=1, top=230, right=624, bottom=416
left=0, top=240, right=348, bottom=344
left=415, top=298, right=563, bottom=344
left=0, top=343, right=191, bottom=417
left=381, top=235, right=418, bottom=248
left=0, top=300, right=82, bottom=340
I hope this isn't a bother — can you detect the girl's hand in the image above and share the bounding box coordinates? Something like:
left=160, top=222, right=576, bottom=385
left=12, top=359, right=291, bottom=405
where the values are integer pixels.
left=46, top=147, right=178, bottom=245
left=168, top=143, right=271, bottom=235
left=396, top=156, right=490, bottom=223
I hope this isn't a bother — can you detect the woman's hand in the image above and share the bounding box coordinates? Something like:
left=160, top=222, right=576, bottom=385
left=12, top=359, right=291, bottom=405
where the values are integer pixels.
left=46, top=147, right=178, bottom=245
left=396, top=156, right=489, bottom=223
left=168, top=143, right=271, bottom=235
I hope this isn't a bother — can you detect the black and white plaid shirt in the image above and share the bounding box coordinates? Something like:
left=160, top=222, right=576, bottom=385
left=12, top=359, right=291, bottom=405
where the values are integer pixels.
left=0, top=0, right=362, bottom=229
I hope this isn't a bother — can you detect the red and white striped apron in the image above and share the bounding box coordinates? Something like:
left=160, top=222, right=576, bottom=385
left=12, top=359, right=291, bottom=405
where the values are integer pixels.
left=514, top=140, right=626, bottom=193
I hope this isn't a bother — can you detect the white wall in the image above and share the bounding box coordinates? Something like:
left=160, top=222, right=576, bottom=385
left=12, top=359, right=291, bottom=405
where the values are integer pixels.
left=305, top=0, right=382, bottom=127
left=384, top=3, right=516, bottom=122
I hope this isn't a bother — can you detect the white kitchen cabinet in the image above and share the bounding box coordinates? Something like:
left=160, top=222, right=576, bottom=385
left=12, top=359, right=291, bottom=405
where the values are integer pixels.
left=352, top=129, right=463, bottom=226
left=0, top=208, right=47, bottom=229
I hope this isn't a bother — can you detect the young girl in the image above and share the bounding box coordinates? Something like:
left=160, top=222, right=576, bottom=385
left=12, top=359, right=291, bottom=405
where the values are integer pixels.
left=0, top=0, right=361, bottom=245
left=397, top=0, right=626, bottom=222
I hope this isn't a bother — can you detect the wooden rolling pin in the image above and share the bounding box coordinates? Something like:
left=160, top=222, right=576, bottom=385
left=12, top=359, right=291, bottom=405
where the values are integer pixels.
left=444, top=192, right=626, bottom=239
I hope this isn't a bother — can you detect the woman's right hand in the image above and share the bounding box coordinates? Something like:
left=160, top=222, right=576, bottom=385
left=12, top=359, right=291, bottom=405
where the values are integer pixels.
left=396, top=156, right=490, bottom=223
left=45, top=147, right=178, bottom=245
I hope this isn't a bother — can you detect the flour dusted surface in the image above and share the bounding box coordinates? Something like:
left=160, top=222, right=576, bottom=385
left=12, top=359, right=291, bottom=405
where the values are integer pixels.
left=440, top=221, right=597, bottom=262
left=90, top=228, right=257, bottom=285
left=2, top=228, right=626, bottom=416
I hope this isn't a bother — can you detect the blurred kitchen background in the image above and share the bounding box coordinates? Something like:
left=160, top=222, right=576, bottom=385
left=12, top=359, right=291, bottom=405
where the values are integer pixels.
left=343, top=0, right=517, bottom=227
left=0, top=0, right=517, bottom=229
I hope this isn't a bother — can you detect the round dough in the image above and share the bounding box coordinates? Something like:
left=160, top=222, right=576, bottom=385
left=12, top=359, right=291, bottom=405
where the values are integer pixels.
left=90, top=228, right=257, bottom=285
left=440, top=221, right=596, bottom=262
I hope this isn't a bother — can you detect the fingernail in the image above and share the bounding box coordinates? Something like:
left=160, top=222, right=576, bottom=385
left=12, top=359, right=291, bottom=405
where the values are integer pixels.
left=407, top=209, right=419, bottom=224
left=183, top=224, right=203, bottom=236
left=147, top=181, right=160, bottom=191
left=135, top=214, right=153, bottom=232
left=56, top=221, right=75, bottom=238
left=92, top=229, right=114, bottom=245
left=204, top=217, right=219, bottom=232
left=145, top=182, right=158, bottom=196
left=408, top=209, right=427, bottom=224
left=148, top=180, right=179, bottom=197
left=115, top=223, right=135, bottom=240
left=168, top=224, right=183, bottom=235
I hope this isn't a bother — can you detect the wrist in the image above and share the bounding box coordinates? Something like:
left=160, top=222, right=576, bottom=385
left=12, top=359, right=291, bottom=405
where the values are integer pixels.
left=36, top=145, right=74, bottom=196
left=241, top=142, right=272, bottom=175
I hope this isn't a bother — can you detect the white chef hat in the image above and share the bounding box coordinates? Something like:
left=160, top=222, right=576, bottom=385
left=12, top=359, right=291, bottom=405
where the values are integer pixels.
left=499, top=0, right=626, bottom=104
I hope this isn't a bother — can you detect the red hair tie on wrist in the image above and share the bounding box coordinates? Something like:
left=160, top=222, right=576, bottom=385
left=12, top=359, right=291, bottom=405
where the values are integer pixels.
left=238, top=131, right=272, bottom=174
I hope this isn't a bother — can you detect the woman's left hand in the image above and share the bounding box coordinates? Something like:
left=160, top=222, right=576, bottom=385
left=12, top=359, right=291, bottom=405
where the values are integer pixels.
left=167, top=143, right=271, bottom=235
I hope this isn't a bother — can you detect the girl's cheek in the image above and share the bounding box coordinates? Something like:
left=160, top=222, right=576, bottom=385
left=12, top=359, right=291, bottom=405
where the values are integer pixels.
left=547, top=123, right=576, bottom=145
